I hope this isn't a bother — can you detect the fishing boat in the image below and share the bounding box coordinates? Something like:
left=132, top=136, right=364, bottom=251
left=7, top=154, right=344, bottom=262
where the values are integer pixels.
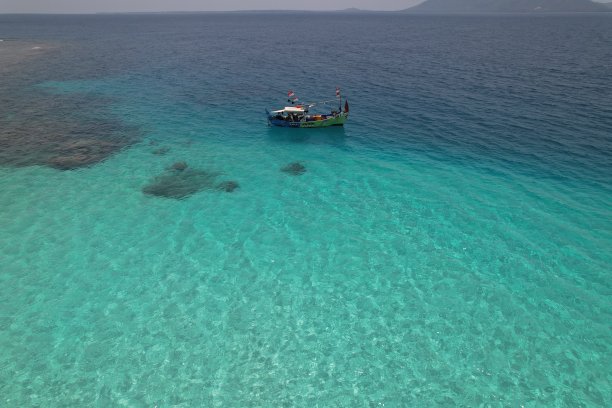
left=266, top=88, right=349, bottom=128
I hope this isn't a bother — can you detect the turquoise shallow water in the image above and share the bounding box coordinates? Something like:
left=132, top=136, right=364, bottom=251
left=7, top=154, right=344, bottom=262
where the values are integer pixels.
left=1, top=13, right=611, bottom=406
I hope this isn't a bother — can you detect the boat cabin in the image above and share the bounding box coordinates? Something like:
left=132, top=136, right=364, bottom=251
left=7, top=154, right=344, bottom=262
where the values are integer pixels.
left=270, top=106, right=306, bottom=122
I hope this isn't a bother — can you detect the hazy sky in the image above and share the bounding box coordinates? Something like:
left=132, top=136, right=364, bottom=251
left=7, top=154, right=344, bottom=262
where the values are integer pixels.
left=0, top=0, right=426, bottom=13
left=2, top=0, right=610, bottom=13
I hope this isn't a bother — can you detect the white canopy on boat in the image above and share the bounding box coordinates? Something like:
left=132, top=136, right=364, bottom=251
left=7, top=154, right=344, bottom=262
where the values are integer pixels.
left=271, top=106, right=305, bottom=113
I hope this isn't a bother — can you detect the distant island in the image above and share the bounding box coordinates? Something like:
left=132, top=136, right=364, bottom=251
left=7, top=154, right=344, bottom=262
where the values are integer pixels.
left=406, top=0, right=611, bottom=13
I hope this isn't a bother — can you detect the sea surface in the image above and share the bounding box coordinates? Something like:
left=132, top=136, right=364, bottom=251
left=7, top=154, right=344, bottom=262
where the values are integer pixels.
left=0, top=13, right=611, bottom=407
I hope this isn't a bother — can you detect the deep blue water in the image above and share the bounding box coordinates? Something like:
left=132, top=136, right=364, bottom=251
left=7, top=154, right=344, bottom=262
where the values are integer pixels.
left=1, top=13, right=611, bottom=406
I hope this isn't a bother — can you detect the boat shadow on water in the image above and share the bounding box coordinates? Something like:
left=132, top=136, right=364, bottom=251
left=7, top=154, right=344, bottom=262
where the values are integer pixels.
left=266, top=126, right=347, bottom=147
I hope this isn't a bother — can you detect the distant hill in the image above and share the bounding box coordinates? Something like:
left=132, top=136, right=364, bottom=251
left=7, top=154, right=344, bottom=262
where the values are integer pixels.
left=335, top=7, right=376, bottom=13
left=407, top=0, right=610, bottom=12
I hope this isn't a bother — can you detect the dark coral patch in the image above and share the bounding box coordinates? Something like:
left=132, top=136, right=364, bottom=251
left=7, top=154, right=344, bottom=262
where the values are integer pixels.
left=152, top=147, right=170, bottom=156
left=142, top=169, right=221, bottom=199
left=0, top=79, right=140, bottom=170
left=281, top=162, right=306, bottom=176
left=216, top=181, right=239, bottom=192
left=171, top=161, right=188, bottom=171
left=47, top=139, right=125, bottom=170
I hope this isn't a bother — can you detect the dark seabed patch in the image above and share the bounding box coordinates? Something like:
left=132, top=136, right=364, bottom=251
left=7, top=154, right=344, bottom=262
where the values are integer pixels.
left=170, top=161, right=188, bottom=171
left=281, top=162, right=306, bottom=176
left=152, top=147, right=170, bottom=156
left=47, top=139, right=127, bottom=170
left=142, top=168, right=222, bottom=199
left=0, top=94, right=141, bottom=170
left=216, top=180, right=239, bottom=192
left=0, top=40, right=141, bottom=170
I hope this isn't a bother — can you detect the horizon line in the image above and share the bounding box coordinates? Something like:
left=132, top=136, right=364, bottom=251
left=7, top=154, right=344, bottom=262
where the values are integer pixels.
left=1, top=8, right=611, bottom=15
left=1, top=10, right=395, bottom=15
